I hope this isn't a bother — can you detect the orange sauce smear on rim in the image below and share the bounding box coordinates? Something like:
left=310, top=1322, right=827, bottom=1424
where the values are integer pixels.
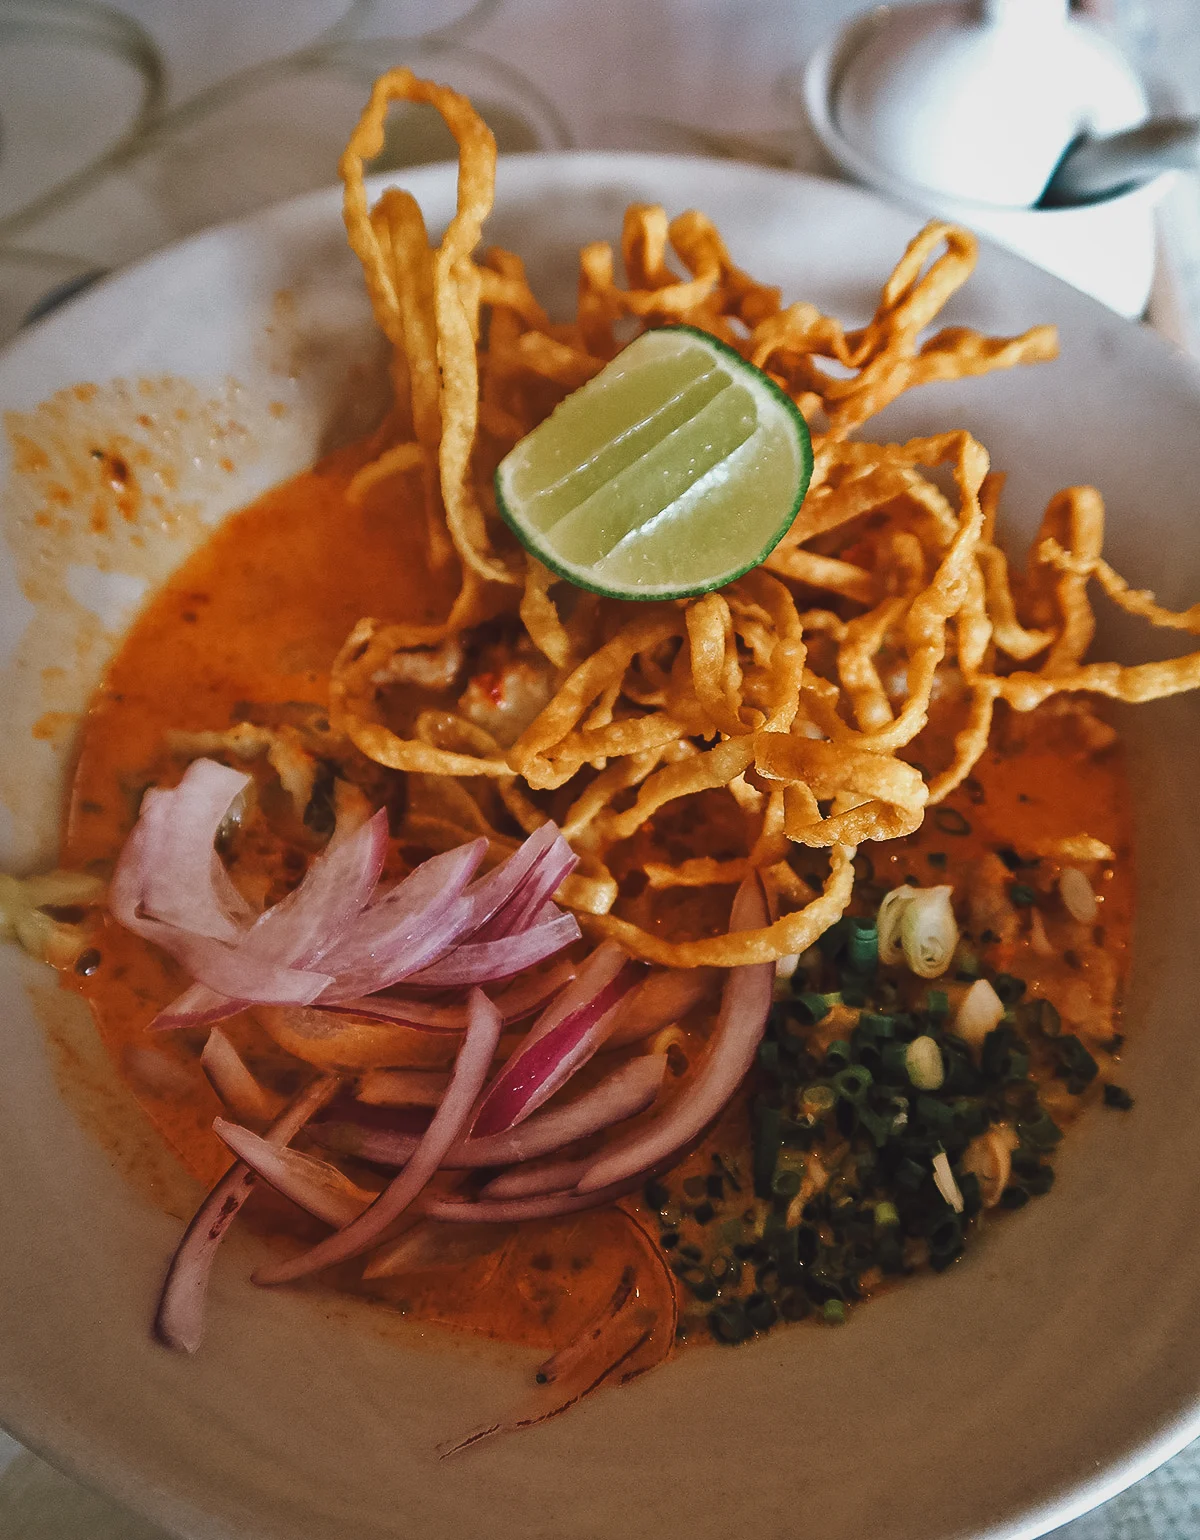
left=58, top=441, right=1135, bottom=1352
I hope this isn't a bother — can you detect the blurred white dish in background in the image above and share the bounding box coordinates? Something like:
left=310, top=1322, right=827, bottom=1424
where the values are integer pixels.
left=803, top=5, right=1170, bottom=318
left=833, top=0, right=1148, bottom=208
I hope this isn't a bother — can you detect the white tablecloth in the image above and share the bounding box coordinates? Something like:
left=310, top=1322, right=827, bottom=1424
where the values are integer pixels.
left=2, top=1, right=1199, bottom=1534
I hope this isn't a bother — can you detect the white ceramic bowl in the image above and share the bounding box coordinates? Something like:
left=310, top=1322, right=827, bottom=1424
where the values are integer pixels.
left=802, top=11, right=1171, bottom=319
left=2, top=154, right=1200, bottom=1540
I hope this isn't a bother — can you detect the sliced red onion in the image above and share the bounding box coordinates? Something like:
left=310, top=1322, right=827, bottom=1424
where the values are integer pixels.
left=356, top=1068, right=450, bottom=1107
left=320, top=957, right=577, bottom=1032
left=603, top=966, right=719, bottom=1049
left=317, top=1053, right=666, bottom=1170
left=254, top=989, right=504, bottom=1285
left=420, top=1178, right=642, bottom=1224
left=212, top=1118, right=372, bottom=1228
left=479, top=1155, right=593, bottom=1199
left=398, top=910, right=581, bottom=991
left=242, top=807, right=389, bottom=969
left=470, top=944, right=644, bottom=1137
left=151, top=809, right=392, bottom=1030
left=200, top=1028, right=280, bottom=1123
left=467, top=831, right=578, bottom=943
left=575, top=874, right=774, bottom=1193
left=154, top=1074, right=338, bottom=1354
left=459, top=1053, right=666, bottom=1167
left=137, top=760, right=255, bottom=941
left=454, top=822, right=573, bottom=938
left=315, top=839, right=488, bottom=997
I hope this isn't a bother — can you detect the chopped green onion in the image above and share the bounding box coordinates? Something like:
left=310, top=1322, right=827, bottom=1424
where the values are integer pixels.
left=899, top=886, right=958, bottom=978
left=1016, top=1110, right=1063, bottom=1150
left=709, top=1302, right=750, bottom=1344
left=745, top=1292, right=778, bottom=1331
left=1009, top=883, right=1037, bottom=906
left=753, top=1104, right=782, bottom=1198
left=925, top=989, right=949, bottom=1021
left=932, top=807, right=971, bottom=836
left=644, top=1179, right=670, bottom=1211
left=905, top=1035, right=945, bottom=1090
left=1021, top=998, right=1062, bottom=1038
left=845, top=918, right=878, bottom=974
left=833, top=1064, right=873, bottom=1103
left=824, top=1039, right=854, bottom=1073
left=992, top=973, right=1026, bottom=1005
left=1059, top=866, right=1098, bottom=924
left=874, top=1200, right=900, bottom=1229
left=951, top=977, right=1004, bottom=1049
left=794, top=990, right=830, bottom=1024
left=1103, top=1084, right=1134, bottom=1110
left=932, top=1149, right=964, bottom=1213
left=822, top=1299, right=847, bottom=1325
left=800, top=1083, right=837, bottom=1117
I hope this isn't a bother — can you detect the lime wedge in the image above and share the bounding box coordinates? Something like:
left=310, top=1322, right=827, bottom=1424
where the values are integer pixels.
left=494, top=324, right=813, bottom=601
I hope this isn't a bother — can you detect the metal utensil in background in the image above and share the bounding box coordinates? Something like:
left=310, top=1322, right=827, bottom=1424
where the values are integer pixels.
left=1039, top=114, right=1200, bottom=206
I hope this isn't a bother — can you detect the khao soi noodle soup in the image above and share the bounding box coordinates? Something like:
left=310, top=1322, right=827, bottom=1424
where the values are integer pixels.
left=9, top=70, right=1200, bottom=1447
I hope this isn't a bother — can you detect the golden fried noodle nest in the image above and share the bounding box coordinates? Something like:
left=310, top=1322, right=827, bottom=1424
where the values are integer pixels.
left=325, top=69, right=1200, bottom=969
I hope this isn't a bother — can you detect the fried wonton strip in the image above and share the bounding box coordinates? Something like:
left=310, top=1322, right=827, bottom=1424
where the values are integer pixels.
left=995, top=654, right=1200, bottom=711
left=520, top=557, right=574, bottom=670
left=165, top=724, right=318, bottom=816
left=346, top=441, right=427, bottom=506
left=686, top=594, right=752, bottom=736
left=837, top=597, right=908, bottom=731
left=1033, top=486, right=1106, bottom=675
left=924, top=684, right=997, bottom=804
left=754, top=734, right=927, bottom=846
left=589, top=845, right=855, bottom=967
left=1037, top=538, right=1200, bottom=634
left=765, top=547, right=876, bottom=603
left=601, top=738, right=758, bottom=844
left=508, top=614, right=685, bottom=788
left=340, top=69, right=518, bottom=587
left=331, top=617, right=509, bottom=777
left=829, top=432, right=990, bottom=754
left=977, top=543, right=1053, bottom=660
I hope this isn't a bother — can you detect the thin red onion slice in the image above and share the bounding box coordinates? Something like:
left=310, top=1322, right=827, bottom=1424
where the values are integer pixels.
left=254, top=989, right=504, bottom=1285
left=315, top=839, right=488, bottom=997
left=137, top=760, right=255, bottom=941
left=454, top=822, right=572, bottom=937
left=470, top=944, right=644, bottom=1136
left=319, top=956, right=577, bottom=1032
left=317, top=1052, right=667, bottom=1170
left=398, top=910, right=581, bottom=991
left=212, top=1119, right=372, bottom=1227
left=420, top=1178, right=642, bottom=1224
left=575, top=874, right=773, bottom=1193
left=151, top=809, right=391, bottom=1030
left=242, top=807, right=390, bottom=969
left=467, top=832, right=578, bottom=943
left=603, top=966, right=719, bottom=1049
left=200, top=1028, right=281, bottom=1123
left=154, top=1074, right=338, bottom=1353
left=112, top=820, right=331, bottom=1005
left=479, top=1155, right=593, bottom=1199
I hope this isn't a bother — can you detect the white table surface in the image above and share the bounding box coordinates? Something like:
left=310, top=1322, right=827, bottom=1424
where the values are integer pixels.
left=2, top=1, right=1200, bottom=1535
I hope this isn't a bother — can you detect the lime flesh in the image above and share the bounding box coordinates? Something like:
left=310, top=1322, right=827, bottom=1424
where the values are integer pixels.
left=495, top=325, right=812, bottom=600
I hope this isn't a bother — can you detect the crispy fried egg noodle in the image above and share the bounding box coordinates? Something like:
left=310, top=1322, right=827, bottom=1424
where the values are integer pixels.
left=326, top=69, right=1200, bottom=968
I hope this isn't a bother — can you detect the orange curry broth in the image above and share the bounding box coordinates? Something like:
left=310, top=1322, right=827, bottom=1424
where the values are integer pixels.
left=59, top=441, right=1135, bottom=1348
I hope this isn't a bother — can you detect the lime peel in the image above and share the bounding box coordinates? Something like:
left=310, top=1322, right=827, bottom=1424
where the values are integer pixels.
left=495, top=324, right=813, bottom=601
